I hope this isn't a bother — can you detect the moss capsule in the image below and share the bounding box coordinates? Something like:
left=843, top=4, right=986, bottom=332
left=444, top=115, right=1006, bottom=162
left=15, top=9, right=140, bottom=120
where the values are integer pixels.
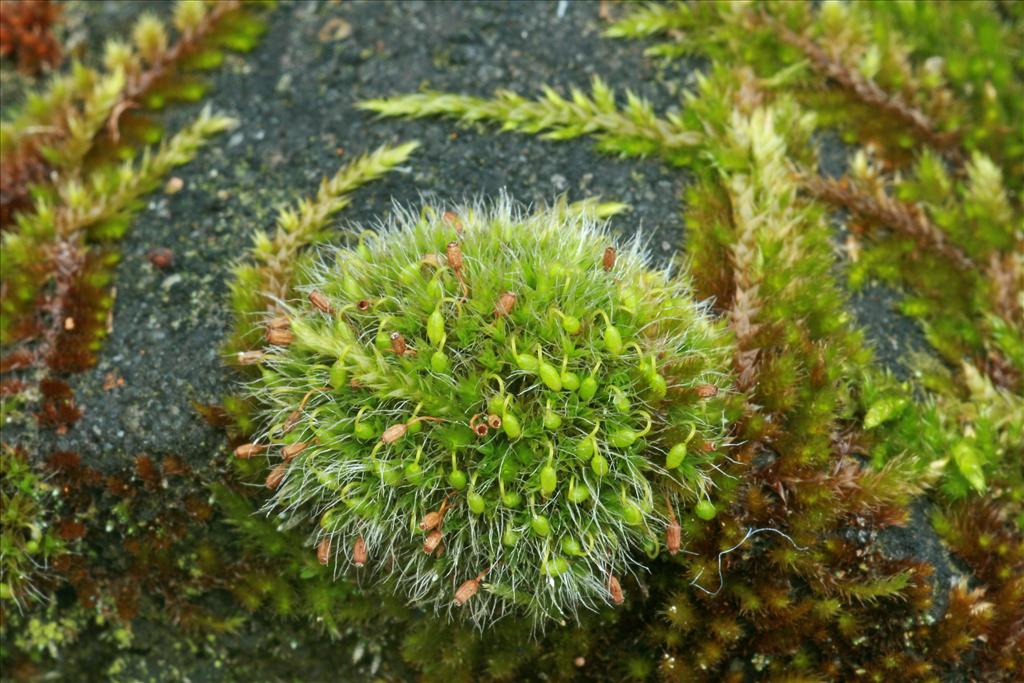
left=666, top=443, right=687, bottom=469
left=648, top=373, right=667, bottom=400
left=540, top=464, right=557, bottom=496
left=667, top=425, right=696, bottom=469
left=695, top=499, right=716, bottom=521
left=620, top=498, right=643, bottom=526
left=598, top=311, right=623, bottom=355
left=591, top=454, right=610, bottom=477
left=448, top=468, right=467, bottom=490
left=538, top=358, right=563, bottom=391
left=468, top=491, right=486, bottom=515
left=579, top=363, right=601, bottom=401
left=502, top=410, right=522, bottom=440
left=430, top=350, right=450, bottom=373
left=543, top=405, right=562, bottom=430
left=404, top=462, right=424, bottom=486
left=560, top=537, right=584, bottom=556
left=501, top=490, right=522, bottom=508
left=543, top=556, right=570, bottom=576
left=427, top=308, right=445, bottom=346
left=568, top=478, right=590, bottom=503
left=329, top=359, right=348, bottom=389
left=531, top=514, right=551, bottom=537
left=502, top=528, right=519, bottom=547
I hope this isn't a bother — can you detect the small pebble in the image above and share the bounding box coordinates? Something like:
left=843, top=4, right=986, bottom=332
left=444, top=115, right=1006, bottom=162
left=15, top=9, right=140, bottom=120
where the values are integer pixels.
left=164, top=177, right=184, bottom=194
left=148, top=248, right=175, bottom=270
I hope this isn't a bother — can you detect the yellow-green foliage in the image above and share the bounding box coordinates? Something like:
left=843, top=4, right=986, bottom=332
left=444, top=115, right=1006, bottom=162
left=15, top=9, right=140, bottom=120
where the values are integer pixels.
left=0, top=446, right=63, bottom=610
left=235, top=198, right=734, bottom=626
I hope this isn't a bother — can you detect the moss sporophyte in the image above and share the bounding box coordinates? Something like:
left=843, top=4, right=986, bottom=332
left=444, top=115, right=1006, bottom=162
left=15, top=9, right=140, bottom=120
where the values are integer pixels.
left=234, top=198, right=733, bottom=626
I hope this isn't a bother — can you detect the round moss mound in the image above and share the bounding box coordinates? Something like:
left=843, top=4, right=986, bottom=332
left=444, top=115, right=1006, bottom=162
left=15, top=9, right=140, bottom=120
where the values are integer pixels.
left=238, top=199, right=732, bottom=625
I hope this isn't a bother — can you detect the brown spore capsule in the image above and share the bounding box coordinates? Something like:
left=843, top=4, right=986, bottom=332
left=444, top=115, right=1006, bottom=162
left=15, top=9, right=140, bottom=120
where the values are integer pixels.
left=281, top=411, right=301, bottom=434
left=443, top=211, right=464, bottom=233
left=309, top=290, right=334, bottom=315
left=390, top=332, right=408, bottom=355
left=266, top=463, right=287, bottom=489
left=234, top=443, right=266, bottom=459
left=608, top=574, right=624, bottom=605
left=317, top=537, right=331, bottom=565
left=236, top=350, right=265, bottom=365
left=352, top=536, right=367, bottom=567
left=423, top=529, right=443, bottom=554
left=494, top=291, right=517, bottom=318
left=603, top=246, right=616, bottom=271
left=695, top=383, right=719, bottom=399
left=381, top=423, right=408, bottom=445
left=266, top=328, right=294, bottom=346
left=445, top=241, right=464, bottom=271
left=267, top=316, right=290, bottom=330
left=486, top=414, right=502, bottom=430
left=282, top=441, right=308, bottom=462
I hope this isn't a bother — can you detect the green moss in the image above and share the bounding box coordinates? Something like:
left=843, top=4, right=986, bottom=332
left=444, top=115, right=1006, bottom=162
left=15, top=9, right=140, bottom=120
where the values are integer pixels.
left=234, top=198, right=733, bottom=625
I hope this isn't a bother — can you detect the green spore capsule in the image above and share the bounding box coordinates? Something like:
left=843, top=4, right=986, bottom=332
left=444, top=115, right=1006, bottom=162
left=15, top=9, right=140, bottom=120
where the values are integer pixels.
left=329, top=359, right=348, bottom=389
left=560, top=537, right=584, bottom=556
left=579, top=362, right=601, bottom=401
left=610, top=386, right=630, bottom=414
left=666, top=443, right=687, bottom=469
left=404, top=462, right=424, bottom=486
left=567, top=478, right=590, bottom=503
left=342, top=274, right=361, bottom=299
left=648, top=373, right=667, bottom=400
left=538, top=357, right=563, bottom=391
left=354, top=419, right=377, bottom=441
left=560, top=370, right=580, bottom=391
left=516, top=353, right=539, bottom=372
left=542, top=556, right=570, bottom=576
left=543, top=404, right=562, bottom=430
left=430, top=350, right=450, bottom=373
left=531, top=514, right=551, bottom=537
left=598, top=310, right=623, bottom=355
left=502, top=410, right=522, bottom=440
left=695, top=499, right=717, bottom=521
left=540, top=464, right=558, bottom=496
left=618, top=501, right=643, bottom=528
left=427, top=308, right=445, bottom=345
left=609, top=428, right=638, bottom=448
left=551, top=308, right=581, bottom=335
left=468, top=491, right=486, bottom=515
left=667, top=425, right=697, bottom=469
left=237, top=200, right=732, bottom=626
left=448, top=468, right=467, bottom=490
left=501, top=491, right=522, bottom=508
left=608, top=412, right=651, bottom=449
left=376, top=462, right=401, bottom=486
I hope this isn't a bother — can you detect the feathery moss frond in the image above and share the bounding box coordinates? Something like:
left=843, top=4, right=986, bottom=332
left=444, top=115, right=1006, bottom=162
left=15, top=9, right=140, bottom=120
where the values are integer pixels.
left=360, top=78, right=700, bottom=165
left=227, top=141, right=420, bottom=354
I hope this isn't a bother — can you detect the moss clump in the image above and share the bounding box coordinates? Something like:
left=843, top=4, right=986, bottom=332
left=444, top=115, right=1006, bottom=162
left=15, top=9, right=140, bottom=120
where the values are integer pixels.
left=0, top=445, right=62, bottom=611
left=236, top=198, right=732, bottom=625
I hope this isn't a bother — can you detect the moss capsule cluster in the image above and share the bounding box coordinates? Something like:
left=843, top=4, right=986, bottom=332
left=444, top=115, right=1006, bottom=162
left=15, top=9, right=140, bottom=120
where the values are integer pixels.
left=238, top=199, right=731, bottom=625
